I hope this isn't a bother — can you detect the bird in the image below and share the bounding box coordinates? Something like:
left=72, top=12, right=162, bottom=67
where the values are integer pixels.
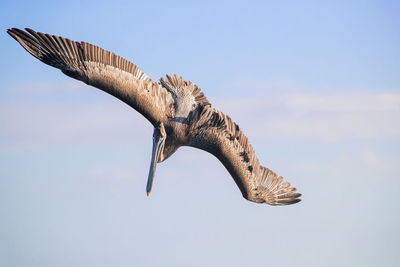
left=7, top=28, right=301, bottom=205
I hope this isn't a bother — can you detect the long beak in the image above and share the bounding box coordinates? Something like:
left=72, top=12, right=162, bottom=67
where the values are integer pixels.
left=146, top=132, right=165, bottom=196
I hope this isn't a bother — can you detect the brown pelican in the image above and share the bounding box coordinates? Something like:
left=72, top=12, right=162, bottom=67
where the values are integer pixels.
left=7, top=28, right=301, bottom=205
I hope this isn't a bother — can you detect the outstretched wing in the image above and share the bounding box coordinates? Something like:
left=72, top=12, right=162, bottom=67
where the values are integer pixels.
left=7, top=28, right=174, bottom=126
left=188, top=106, right=301, bottom=205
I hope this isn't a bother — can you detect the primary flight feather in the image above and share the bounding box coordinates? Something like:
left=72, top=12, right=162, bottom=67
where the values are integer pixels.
left=7, top=28, right=301, bottom=205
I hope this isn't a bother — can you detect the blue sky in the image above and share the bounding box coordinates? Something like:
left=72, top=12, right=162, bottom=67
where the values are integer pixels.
left=1, top=1, right=399, bottom=266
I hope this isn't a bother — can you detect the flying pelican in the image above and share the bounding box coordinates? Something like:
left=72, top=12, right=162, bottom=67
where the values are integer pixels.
left=7, top=28, right=301, bottom=205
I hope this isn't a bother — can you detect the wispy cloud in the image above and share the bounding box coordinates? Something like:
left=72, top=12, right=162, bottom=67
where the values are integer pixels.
left=2, top=81, right=399, bottom=151
left=217, top=90, right=400, bottom=141
left=0, top=81, right=151, bottom=151
left=282, top=92, right=400, bottom=112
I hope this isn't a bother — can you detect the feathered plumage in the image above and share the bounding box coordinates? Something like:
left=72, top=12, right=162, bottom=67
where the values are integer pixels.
left=7, top=28, right=301, bottom=205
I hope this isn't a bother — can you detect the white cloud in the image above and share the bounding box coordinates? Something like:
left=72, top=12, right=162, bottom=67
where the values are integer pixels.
left=0, top=81, right=152, bottom=151
left=216, top=91, right=400, bottom=141
left=1, top=81, right=399, bottom=152
left=282, top=92, right=400, bottom=112
left=7, top=80, right=85, bottom=94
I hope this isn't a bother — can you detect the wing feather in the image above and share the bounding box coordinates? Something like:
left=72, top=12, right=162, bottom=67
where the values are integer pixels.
left=7, top=28, right=174, bottom=126
left=159, top=74, right=210, bottom=107
left=188, top=106, right=301, bottom=205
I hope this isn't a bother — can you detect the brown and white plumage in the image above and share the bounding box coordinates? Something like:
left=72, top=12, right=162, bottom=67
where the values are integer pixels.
left=7, top=28, right=301, bottom=205
left=7, top=27, right=173, bottom=126
left=188, top=106, right=300, bottom=204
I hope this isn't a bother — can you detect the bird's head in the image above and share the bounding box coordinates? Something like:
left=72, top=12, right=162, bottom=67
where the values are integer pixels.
left=146, top=122, right=167, bottom=196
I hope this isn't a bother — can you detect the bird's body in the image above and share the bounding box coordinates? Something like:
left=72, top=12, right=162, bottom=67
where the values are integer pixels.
left=7, top=28, right=301, bottom=205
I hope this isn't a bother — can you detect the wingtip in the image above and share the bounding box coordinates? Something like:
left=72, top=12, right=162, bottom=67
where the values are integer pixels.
left=6, top=28, right=15, bottom=35
left=275, top=197, right=302, bottom=206
left=265, top=190, right=302, bottom=206
left=6, top=28, right=18, bottom=40
left=284, top=192, right=302, bottom=205
left=25, top=28, right=37, bottom=36
left=6, top=28, right=36, bottom=36
left=291, top=198, right=302, bottom=204
left=6, top=28, right=26, bottom=40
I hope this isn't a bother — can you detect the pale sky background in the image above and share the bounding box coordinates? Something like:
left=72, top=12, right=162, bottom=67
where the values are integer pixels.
left=1, top=1, right=399, bottom=266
